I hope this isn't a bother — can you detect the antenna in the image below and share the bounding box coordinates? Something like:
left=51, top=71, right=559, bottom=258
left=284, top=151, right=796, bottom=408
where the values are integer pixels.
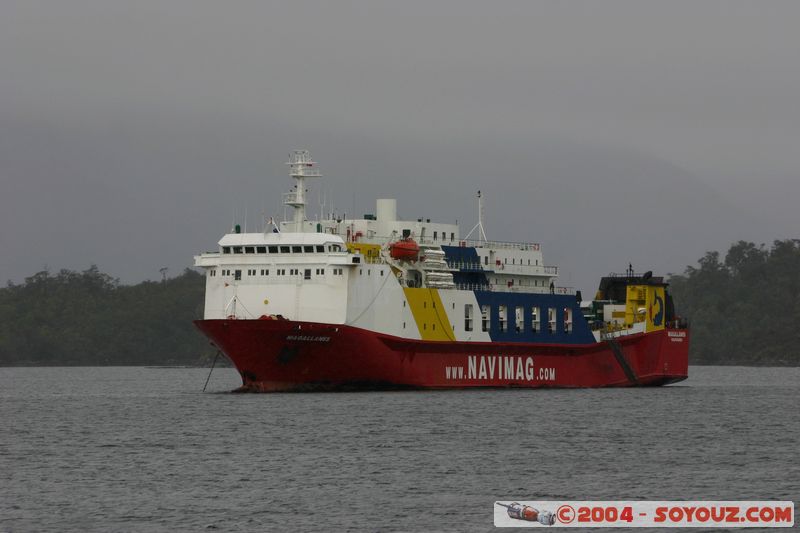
left=464, top=190, right=488, bottom=242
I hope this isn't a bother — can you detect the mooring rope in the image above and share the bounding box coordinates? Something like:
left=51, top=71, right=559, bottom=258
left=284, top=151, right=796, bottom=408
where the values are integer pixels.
left=202, top=350, right=221, bottom=392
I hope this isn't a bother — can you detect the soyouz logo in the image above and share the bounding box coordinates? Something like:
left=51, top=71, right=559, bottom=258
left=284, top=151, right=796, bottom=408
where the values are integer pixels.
left=493, top=501, right=794, bottom=528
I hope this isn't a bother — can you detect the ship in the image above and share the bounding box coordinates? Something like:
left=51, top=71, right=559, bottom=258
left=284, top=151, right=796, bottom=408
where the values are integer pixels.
left=194, top=150, right=689, bottom=391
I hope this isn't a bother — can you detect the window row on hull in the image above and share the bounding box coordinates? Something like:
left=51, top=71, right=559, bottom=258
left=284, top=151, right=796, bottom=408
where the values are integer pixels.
left=209, top=268, right=344, bottom=280
left=221, top=244, right=343, bottom=255
left=468, top=304, right=573, bottom=334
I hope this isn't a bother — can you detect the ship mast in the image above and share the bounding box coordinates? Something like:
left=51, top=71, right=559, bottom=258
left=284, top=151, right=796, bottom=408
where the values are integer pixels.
left=284, top=150, right=321, bottom=230
left=465, top=190, right=488, bottom=242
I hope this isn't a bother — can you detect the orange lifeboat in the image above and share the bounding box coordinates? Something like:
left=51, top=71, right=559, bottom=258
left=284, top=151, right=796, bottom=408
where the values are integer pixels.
left=390, top=238, right=420, bottom=260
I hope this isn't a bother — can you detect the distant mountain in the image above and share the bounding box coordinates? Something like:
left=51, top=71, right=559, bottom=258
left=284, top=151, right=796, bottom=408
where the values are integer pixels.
left=0, top=109, right=788, bottom=294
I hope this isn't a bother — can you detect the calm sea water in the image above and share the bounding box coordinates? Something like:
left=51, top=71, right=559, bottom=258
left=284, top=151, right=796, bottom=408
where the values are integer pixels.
left=1, top=366, right=797, bottom=532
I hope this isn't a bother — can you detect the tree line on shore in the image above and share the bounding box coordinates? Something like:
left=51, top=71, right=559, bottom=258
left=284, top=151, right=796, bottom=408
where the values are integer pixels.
left=0, top=266, right=214, bottom=366
left=668, top=239, right=800, bottom=366
left=1, top=239, right=798, bottom=366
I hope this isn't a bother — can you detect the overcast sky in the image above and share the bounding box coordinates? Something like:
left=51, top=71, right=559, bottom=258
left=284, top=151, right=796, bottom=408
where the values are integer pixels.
left=2, top=1, right=799, bottom=293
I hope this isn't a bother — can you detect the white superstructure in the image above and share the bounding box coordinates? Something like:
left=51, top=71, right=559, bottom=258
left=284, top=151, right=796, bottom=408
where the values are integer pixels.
left=194, top=150, right=570, bottom=342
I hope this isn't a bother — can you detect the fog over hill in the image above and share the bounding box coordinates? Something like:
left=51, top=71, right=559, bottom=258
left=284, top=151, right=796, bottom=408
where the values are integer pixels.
left=0, top=109, right=776, bottom=292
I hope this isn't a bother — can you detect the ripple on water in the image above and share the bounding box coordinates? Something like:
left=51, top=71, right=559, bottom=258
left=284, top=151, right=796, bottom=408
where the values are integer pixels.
left=0, top=365, right=798, bottom=532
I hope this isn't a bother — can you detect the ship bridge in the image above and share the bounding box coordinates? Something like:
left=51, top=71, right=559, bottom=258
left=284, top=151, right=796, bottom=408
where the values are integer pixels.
left=194, top=232, right=354, bottom=322
left=218, top=232, right=345, bottom=254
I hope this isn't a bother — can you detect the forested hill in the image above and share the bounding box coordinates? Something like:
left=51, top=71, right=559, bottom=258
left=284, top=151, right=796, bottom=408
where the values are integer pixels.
left=0, top=267, right=214, bottom=366
left=669, top=239, right=800, bottom=366
left=2, top=240, right=799, bottom=366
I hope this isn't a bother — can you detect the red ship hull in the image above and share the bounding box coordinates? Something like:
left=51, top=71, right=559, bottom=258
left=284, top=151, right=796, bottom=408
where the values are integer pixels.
left=195, top=319, right=688, bottom=391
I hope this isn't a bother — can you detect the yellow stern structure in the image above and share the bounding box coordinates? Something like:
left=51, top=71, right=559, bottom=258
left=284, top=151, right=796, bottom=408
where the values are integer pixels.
left=625, top=284, right=666, bottom=332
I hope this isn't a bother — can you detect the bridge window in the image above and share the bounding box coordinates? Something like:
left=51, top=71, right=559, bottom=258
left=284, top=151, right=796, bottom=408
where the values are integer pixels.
left=292, top=246, right=302, bottom=253
left=232, top=246, right=242, bottom=254
left=268, top=246, right=278, bottom=253
left=315, top=245, right=323, bottom=252
left=464, top=304, right=473, bottom=332
left=280, top=246, right=290, bottom=253
left=498, top=305, right=507, bottom=332
left=222, top=247, right=231, bottom=254
left=245, top=246, right=255, bottom=254
left=304, top=245, right=314, bottom=253
left=515, top=306, right=524, bottom=333
left=481, top=305, right=490, bottom=331
left=257, top=246, right=266, bottom=253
